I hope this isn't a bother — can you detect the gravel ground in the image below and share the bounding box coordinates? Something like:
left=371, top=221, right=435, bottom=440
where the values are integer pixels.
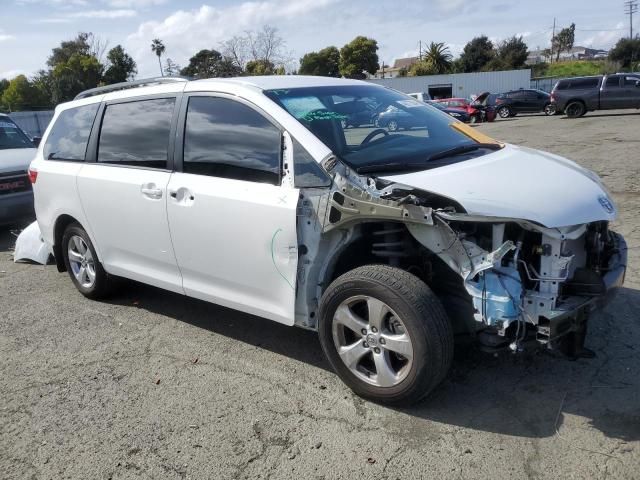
left=1, top=110, right=639, bottom=479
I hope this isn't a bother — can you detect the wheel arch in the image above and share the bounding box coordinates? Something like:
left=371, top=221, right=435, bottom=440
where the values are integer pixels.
left=52, top=214, right=101, bottom=272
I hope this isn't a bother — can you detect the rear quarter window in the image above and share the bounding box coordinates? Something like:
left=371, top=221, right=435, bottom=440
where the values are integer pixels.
left=44, top=104, right=99, bottom=162
left=557, top=78, right=600, bottom=90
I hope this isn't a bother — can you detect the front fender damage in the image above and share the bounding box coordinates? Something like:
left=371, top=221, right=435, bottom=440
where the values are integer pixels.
left=297, top=161, right=623, bottom=354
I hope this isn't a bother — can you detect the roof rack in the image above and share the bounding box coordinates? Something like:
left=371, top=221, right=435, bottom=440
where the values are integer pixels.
left=74, top=77, right=189, bottom=100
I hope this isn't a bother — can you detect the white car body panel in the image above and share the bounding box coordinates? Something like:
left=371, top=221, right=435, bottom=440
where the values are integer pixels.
left=380, top=144, right=616, bottom=228
left=76, top=164, right=183, bottom=294
left=166, top=172, right=299, bottom=326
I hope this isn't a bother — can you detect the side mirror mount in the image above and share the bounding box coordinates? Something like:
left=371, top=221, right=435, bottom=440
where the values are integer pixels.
left=32, top=136, right=42, bottom=147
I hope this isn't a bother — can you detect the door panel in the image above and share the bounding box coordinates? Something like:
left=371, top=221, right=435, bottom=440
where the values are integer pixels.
left=167, top=173, right=299, bottom=325
left=77, top=165, right=183, bottom=293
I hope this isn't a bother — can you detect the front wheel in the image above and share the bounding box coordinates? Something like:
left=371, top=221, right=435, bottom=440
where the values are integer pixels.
left=497, top=106, right=511, bottom=118
left=62, top=223, right=114, bottom=299
left=318, top=265, right=453, bottom=406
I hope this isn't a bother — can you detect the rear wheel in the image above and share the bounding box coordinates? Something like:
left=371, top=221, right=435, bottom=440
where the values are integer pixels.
left=62, top=223, right=114, bottom=299
left=318, top=265, right=453, bottom=406
left=497, top=106, right=511, bottom=118
left=543, top=103, right=556, bottom=115
left=565, top=101, right=585, bottom=118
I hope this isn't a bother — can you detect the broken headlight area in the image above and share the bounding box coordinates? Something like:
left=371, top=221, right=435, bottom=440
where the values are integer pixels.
left=410, top=215, right=627, bottom=354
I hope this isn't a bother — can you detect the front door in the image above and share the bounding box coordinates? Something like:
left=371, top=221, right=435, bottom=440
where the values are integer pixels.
left=77, top=96, right=183, bottom=293
left=167, top=95, right=299, bottom=325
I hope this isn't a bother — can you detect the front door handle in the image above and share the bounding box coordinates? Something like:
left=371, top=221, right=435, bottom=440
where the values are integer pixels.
left=141, top=184, right=163, bottom=199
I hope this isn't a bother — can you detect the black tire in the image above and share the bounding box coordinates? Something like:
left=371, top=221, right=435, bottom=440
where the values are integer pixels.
left=565, top=101, right=585, bottom=118
left=318, top=265, right=453, bottom=406
left=497, top=106, right=511, bottom=118
left=62, top=223, right=114, bottom=299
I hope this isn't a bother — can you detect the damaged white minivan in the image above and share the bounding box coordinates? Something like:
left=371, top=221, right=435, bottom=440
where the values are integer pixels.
left=30, top=76, right=627, bottom=405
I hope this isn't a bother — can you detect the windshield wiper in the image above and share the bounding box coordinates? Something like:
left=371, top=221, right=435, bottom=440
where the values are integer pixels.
left=355, top=143, right=502, bottom=174
left=426, top=142, right=502, bottom=162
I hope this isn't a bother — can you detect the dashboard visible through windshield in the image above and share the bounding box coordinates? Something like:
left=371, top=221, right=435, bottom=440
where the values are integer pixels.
left=264, top=85, right=501, bottom=173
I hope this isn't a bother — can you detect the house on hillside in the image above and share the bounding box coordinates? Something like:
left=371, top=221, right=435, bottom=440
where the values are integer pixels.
left=371, top=56, right=419, bottom=79
left=526, top=46, right=608, bottom=65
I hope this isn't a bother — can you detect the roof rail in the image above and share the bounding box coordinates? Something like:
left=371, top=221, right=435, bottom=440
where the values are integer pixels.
left=74, top=77, right=189, bottom=100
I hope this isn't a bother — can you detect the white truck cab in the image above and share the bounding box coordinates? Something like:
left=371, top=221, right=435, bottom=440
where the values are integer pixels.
left=30, top=76, right=626, bottom=405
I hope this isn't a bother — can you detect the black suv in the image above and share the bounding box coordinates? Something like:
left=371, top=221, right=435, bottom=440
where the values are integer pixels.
left=495, top=89, right=554, bottom=118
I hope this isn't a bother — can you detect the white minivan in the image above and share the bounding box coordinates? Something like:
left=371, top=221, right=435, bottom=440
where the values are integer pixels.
left=30, top=76, right=626, bottom=405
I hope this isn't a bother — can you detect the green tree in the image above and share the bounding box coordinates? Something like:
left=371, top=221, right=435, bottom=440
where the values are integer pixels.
left=180, top=49, right=242, bottom=78
left=245, top=59, right=276, bottom=75
left=408, top=60, right=436, bottom=76
left=47, top=32, right=92, bottom=67
left=458, top=36, right=495, bottom=72
left=609, top=37, right=640, bottom=70
left=50, top=53, right=103, bottom=104
left=339, top=36, right=379, bottom=79
left=552, top=23, right=575, bottom=61
left=103, top=45, right=137, bottom=84
left=0, top=75, right=50, bottom=111
left=298, top=46, right=340, bottom=76
left=424, top=42, right=452, bottom=74
left=151, top=39, right=166, bottom=76
left=487, top=36, right=529, bottom=70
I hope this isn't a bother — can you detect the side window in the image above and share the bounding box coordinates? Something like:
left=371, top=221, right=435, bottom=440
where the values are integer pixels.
left=98, top=98, right=175, bottom=169
left=183, top=96, right=281, bottom=185
left=624, top=76, right=640, bottom=87
left=605, top=76, right=621, bottom=88
left=292, top=138, right=331, bottom=188
left=43, top=103, right=99, bottom=161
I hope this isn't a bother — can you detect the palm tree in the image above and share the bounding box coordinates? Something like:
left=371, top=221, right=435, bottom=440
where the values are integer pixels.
left=151, top=39, right=166, bottom=77
left=424, top=42, right=452, bottom=74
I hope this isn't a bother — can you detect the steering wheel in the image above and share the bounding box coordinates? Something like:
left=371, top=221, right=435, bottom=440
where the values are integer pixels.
left=360, top=128, right=389, bottom=146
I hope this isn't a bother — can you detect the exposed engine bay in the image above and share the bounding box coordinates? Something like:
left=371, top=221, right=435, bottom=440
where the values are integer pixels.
left=295, top=157, right=627, bottom=355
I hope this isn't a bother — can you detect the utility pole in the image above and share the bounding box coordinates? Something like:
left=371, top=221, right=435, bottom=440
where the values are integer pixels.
left=625, top=0, right=638, bottom=39
left=551, top=17, right=556, bottom=63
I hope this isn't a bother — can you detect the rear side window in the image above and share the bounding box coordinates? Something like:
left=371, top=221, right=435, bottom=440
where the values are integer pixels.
left=183, top=96, right=281, bottom=185
left=624, top=76, right=640, bottom=86
left=44, top=104, right=99, bottom=161
left=98, top=98, right=175, bottom=169
left=605, top=76, right=621, bottom=88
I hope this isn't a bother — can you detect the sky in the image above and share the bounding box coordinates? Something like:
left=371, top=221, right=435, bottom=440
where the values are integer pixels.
left=0, top=0, right=635, bottom=80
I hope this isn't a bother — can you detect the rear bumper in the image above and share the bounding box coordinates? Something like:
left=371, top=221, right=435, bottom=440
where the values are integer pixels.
left=0, top=191, right=35, bottom=226
left=537, top=232, right=627, bottom=346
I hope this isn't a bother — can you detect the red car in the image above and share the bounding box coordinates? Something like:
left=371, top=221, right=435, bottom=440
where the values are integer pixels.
left=433, top=97, right=496, bottom=123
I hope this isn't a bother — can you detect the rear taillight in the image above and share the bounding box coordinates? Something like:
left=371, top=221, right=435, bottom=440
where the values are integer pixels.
left=550, top=93, right=556, bottom=102
left=28, top=168, right=38, bottom=184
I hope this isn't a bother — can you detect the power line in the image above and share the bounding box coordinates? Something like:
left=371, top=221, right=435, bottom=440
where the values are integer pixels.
left=625, top=0, right=638, bottom=39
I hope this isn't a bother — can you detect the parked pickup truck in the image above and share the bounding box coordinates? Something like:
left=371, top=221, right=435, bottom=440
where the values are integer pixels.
left=551, top=73, right=640, bottom=118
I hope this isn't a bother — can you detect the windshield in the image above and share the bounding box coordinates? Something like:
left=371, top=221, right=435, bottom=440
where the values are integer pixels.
left=0, top=119, right=34, bottom=150
left=264, top=85, right=499, bottom=172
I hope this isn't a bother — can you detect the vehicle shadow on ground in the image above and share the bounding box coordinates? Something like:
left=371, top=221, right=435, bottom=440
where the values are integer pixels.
left=105, top=276, right=640, bottom=441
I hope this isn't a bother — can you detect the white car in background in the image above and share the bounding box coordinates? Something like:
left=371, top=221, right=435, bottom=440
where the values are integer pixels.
left=29, top=76, right=626, bottom=405
left=0, top=114, right=37, bottom=225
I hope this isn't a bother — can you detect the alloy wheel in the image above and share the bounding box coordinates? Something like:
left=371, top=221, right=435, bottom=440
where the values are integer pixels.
left=332, top=295, right=414, bottom=388
left=67, top=235, right=96, bottom=289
